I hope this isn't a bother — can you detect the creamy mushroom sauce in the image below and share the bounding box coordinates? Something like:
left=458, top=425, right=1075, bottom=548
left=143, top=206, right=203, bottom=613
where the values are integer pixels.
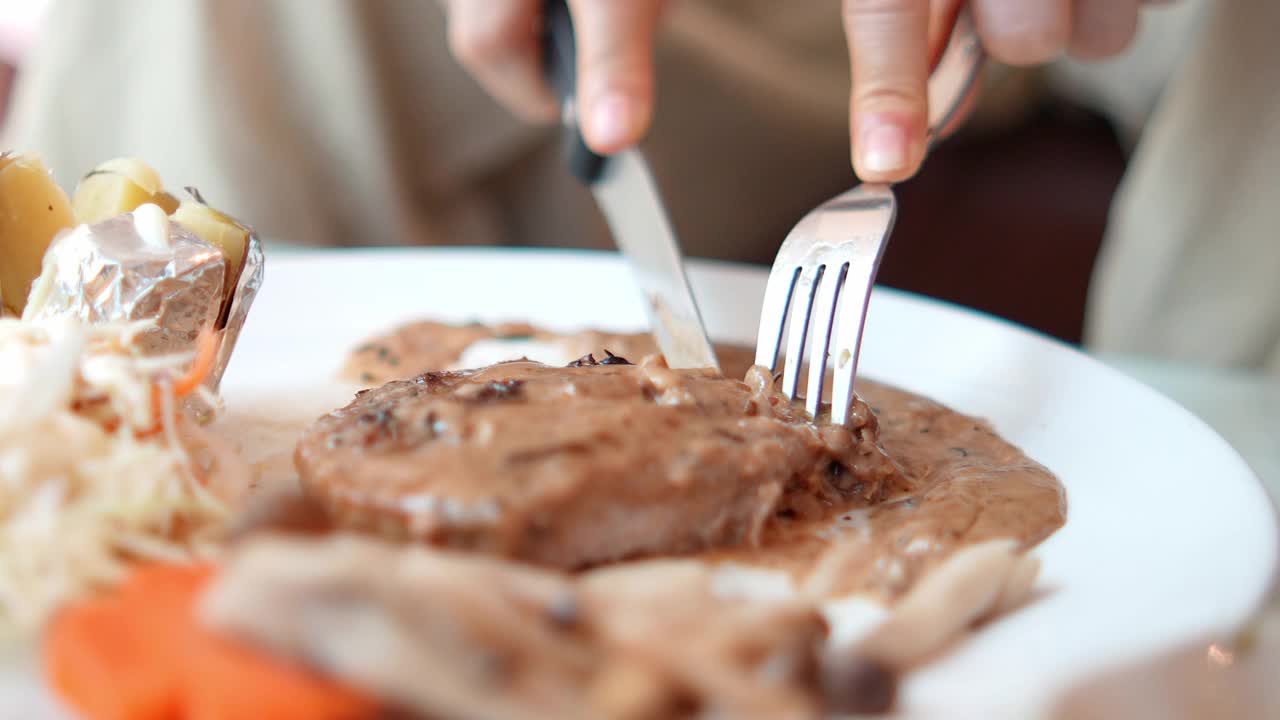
left=341, top=322, right=1066, bottom=601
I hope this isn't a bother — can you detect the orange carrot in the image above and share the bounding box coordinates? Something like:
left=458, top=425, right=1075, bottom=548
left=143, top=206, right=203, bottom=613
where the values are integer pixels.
left=44, top=565, right=210, bottom=720
left=46, top=598, right=176, bottom=720
left=44, top=563, right=379, bottom=720
left=144, top=330, right=219, bottom=435
left=184, top=630, right=379, bottom=720
left=171, top=330, right=218, bottom=398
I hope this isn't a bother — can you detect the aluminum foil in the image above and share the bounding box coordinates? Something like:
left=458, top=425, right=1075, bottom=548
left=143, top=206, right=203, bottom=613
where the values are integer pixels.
left=211, top=217, right=264, bottom=390
left=24, top=208, right=264, bottom=403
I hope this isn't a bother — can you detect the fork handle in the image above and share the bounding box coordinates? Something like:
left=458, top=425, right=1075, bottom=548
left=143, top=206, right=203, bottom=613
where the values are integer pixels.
left=925, top=9, right=985, bottom=148
left=542, top=0, right=608, bottom=184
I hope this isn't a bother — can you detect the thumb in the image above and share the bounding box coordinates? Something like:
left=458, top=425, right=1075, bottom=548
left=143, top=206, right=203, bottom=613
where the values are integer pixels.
left=844, top=0, right=931, bottom=182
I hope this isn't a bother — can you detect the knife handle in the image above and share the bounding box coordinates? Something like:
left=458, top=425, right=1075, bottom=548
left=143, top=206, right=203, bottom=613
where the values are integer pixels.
left=542, top=0, right=608, bottom=184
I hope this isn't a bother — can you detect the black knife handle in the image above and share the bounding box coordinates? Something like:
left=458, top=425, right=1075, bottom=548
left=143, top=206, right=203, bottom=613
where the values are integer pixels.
left=542, top=0, right=608, bottom=184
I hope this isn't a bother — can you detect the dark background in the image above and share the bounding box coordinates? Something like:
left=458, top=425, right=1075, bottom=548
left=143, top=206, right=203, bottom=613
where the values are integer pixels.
left=877, top=102, right=1125, bottom=345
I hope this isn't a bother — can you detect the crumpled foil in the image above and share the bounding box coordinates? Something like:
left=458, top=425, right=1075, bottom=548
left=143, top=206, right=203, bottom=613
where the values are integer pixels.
left=212, top=222, right=264, bottom=390
left=25, top=210, right=264, bottom=406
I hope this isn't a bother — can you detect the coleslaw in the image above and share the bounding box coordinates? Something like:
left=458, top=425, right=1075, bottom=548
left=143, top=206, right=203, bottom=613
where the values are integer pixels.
left=0, top=316, right=243, bottom=630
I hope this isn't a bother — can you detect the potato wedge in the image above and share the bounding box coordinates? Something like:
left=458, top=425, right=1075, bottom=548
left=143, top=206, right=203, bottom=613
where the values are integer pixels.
left=170, top=199, right=251, bottom=324
left=0, top=154, right=76, bottom=314
left=72, top=157, right=177, bottom=223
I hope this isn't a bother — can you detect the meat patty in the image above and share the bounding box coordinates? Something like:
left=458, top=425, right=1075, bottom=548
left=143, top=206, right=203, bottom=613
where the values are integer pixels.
left=297, top=355, right=907, bottom=568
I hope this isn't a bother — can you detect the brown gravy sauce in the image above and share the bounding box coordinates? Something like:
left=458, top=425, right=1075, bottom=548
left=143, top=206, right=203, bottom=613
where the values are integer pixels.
left=334, top=323, right=1066, bottom=602
left=701, top=381, right=1065, bottom=602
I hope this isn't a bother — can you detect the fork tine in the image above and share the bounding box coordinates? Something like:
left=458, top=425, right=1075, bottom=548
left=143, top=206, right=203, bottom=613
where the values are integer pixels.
left=755, top=9, right=978, bottom=425
left=829, top=262, right=877, bottom=425
left=804, top=262, right=848, bottom=418
left=754, top=265, right=800, bottom=371
left=782, top=265, right=823, bottom=399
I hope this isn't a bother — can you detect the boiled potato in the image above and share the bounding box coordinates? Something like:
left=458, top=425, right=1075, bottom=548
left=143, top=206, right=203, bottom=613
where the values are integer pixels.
left=170, top=199, right=250, bottom=316
left=71, top=157, right=177, bottom=223
left=0, top=154, right=76, bottom=314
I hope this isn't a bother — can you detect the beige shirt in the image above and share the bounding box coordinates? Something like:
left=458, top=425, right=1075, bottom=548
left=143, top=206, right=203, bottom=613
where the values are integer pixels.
left=1086, top=0, right=1280, bottom=373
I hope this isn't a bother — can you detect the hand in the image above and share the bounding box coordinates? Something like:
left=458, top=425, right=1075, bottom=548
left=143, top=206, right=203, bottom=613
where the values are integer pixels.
left=847, top=0, right=1147, bottom=183
left=442, top=0, right=665, bottom=155
left=443, top=0, right=1147, bottom=180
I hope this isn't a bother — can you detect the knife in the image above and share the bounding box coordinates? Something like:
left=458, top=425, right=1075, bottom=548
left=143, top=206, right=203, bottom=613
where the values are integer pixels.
left=542, top=0, right=720, bottom=371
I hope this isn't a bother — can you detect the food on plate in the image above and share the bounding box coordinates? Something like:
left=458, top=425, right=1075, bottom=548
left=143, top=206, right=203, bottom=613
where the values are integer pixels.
left=70, top=157, right=180, bottom=223
left=193, top=535, right=1044, bottom=719
left=24, top=207, right=227, bottom=358
left=0, top=153, right=77, bottom=315
left=332, top=322, right=1065, bottom=600
left=0, top=320, right=248, bottom=630
left=0, top=152, right=262, bottom=631
left=342, top=319, right=755, bottom=385
left=833, top=539, right=1041, bottom=670
left=201, top=534, right=850, bottom=719
left=168, top=194, right=253, bottom=324
left=43, top=524, right=1046, bottom=720
left=24, top=157, right=264, bottom=393
left=1, top=199, right=1066, bottom=719
left=45, top=563, right=378, bottom=720
left=297, top=356, right=908, bottom=568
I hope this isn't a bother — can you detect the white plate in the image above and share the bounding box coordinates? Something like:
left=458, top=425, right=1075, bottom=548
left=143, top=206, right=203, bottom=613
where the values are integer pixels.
left=11, top=248, right=1277, bottom=719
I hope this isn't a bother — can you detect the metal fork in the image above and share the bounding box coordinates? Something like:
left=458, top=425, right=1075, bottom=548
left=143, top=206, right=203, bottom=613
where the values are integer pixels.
left=755, top=12, right=984, bottom=425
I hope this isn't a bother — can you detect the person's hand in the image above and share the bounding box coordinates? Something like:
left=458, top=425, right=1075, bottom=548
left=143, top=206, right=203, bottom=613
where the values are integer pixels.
left=442, top=0, right=665, bottom=155
left=443, top=0, right=1147, bottom=180
left=848, top=0, right=1147, bottom=183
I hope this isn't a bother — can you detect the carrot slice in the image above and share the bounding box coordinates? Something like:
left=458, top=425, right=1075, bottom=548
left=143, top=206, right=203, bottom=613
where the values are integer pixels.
left=45, top=563, right=379, bottom=720
left=184, top=630, right=379, bottom=720
left=46, top=598, right=178, bottom=720
left=43, top=565, right=211, bottom=720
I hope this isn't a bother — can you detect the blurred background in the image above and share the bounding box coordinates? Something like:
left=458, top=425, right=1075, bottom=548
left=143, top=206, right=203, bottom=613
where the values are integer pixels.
left=0, top=0, right=1209, bottom=346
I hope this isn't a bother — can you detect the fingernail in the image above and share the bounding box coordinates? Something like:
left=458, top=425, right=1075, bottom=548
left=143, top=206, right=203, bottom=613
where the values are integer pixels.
left=591, top=93, right=633, bottom=149
left=861, top=120, right=908, bottom=174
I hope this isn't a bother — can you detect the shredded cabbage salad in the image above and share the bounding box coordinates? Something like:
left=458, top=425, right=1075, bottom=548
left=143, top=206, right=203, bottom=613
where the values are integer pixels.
left=0, top=317, right=239, bottom=630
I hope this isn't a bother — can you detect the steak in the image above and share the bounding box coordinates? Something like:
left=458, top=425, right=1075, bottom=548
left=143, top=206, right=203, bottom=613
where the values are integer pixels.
left=297, top=355, right=906, bottom=568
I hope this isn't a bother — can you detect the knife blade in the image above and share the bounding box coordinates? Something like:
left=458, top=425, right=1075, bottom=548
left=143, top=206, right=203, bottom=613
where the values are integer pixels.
left=542, top=0, right=719, bottom=370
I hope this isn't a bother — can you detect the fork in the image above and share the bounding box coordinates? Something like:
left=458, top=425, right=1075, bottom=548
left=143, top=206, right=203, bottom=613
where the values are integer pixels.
left=754, top=12, right=984, bottom=425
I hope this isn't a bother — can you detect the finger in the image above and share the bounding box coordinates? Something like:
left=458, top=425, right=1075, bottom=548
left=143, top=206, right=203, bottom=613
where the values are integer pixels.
left=971, top=0, right=1071, bottom=65
left=1068, top=0, right=1140, bottom=60
left=926, top=0, right=966, bottom=69
left=844, top=0, right=932, bottom=182
left=445, top=0, right=557, bottom=122
left=567, top=0, right=665, bottom=153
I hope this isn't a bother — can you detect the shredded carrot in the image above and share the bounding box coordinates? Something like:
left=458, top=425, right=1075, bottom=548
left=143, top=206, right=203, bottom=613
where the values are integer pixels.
left=44, top=563, right=379, bottom=720
left=143, top=330, right=219, bottom=436
left=172, top=330, right=218, bottom=398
